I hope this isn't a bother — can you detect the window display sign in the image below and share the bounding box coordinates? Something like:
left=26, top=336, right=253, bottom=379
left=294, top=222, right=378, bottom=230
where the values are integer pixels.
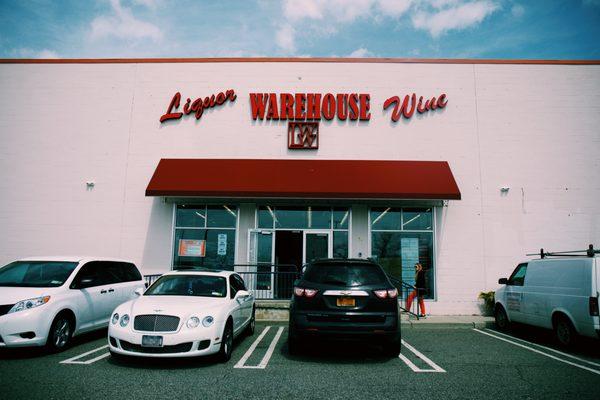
left=217, top=234, right=227, bottom=256
left=178, top=239, right=206, bottom=257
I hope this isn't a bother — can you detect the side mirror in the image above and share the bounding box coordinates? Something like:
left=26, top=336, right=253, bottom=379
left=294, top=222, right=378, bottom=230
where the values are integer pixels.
left=76, top=277, right=95, bottom=289
left=134, top=287, right=144, bottom=296
left=498, top=278, right=508, bottom=285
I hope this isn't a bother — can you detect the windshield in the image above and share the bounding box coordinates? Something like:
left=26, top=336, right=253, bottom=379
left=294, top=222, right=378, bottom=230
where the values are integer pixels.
left=145, top=275, right=227, bottom=297
left=303, top=263, right=388, bottom=287
left=0, top=261, right=79, bottom=287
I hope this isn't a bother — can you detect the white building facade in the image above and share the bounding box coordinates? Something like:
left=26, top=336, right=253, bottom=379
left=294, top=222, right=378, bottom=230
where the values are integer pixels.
left=0, top=58, right=598, bottom=314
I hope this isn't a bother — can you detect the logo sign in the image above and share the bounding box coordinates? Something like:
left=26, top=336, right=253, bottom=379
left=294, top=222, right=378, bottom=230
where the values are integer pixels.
left=288, top=122, right=319, bottom=149
left=160, top=90, right=236, bottom=123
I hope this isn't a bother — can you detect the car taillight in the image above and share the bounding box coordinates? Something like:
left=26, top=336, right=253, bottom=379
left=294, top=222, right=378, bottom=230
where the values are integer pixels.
left=294, top=287, right=318, bottom=298
left=374, top=289, right=399, bottom=299
left=590, top=297, right=599, bottom=316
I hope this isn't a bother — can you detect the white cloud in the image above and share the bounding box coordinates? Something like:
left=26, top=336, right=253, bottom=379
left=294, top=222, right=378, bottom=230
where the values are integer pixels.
left=348, top=47, right=374, bottom=57
left=412, top=1, right=500, bottom=38
left=376, top=0, right=413, bottom=17
left=276, top=24, right=296, bottom=53
left=12, top=48, right=59, bottom=58
left=511, top=4, right=525, bottom=17
left=90, top=0, right=162, bottom=42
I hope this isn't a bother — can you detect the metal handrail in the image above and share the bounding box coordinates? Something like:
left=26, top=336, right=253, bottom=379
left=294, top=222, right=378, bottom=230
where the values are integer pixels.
left=387, top=275, right=420, bottom=319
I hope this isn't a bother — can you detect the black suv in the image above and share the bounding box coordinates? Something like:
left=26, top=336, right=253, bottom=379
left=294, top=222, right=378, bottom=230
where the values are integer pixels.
left=288, top=258, right=400, bottom=356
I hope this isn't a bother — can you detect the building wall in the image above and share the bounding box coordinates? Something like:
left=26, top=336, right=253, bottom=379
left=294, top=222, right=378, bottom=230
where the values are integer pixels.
left=0, top=61, right=598, bottom=314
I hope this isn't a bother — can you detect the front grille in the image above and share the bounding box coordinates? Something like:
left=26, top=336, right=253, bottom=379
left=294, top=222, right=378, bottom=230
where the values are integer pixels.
left=119, top=340, right=193, bottom=354
left=134, top=315, right=180, bottom=332
left=307, top=314, right=386, bottom=324
left=0, top=304, right=14, bottom=316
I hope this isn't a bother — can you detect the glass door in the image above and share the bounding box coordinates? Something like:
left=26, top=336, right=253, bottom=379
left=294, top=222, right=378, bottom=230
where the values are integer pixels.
left=248, top=230, right=274, bottom=299
left=303, top=231, right=332, bottom=264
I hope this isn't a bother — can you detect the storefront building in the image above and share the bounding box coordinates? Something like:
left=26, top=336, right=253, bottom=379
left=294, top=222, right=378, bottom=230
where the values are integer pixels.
left=0, top=58, right=598, bottom=314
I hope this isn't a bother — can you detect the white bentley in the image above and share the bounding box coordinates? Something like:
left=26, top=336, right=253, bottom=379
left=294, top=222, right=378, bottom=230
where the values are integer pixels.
left=108, top=269, right=255, bottom=361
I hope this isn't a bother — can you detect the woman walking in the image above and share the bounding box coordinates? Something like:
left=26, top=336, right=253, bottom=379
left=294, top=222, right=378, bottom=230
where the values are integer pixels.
left=406, top=263, right=426, bottom=317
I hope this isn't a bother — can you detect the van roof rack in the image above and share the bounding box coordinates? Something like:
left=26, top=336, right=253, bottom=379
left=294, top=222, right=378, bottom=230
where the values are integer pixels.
left=527, top=244, right=599, bottom=259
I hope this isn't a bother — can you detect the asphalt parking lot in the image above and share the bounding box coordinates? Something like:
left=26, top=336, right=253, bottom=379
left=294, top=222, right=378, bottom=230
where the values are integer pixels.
left=1, top=322, right=599, bottom=400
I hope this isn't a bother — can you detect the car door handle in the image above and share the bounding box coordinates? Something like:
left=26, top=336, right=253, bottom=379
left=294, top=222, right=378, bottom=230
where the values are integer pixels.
left=100, top=289, right=107, bottom=294
left=108, top=289, right=115, bottom=293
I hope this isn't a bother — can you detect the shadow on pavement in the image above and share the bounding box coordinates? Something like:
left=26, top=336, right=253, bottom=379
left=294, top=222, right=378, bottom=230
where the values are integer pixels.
left=280, top=337, right=394, bottom=364
left=488, top=323, right=600, bottom=360
left=0, top=328, right=108, bottom=360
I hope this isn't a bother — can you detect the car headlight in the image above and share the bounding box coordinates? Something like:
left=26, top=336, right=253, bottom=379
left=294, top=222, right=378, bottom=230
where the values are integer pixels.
left=8, top=296, right=51, bottom=314
left=202, top=316, right=214, bottom=327
left=120, top=314, right=130, bottom=327
left=187, top=316, right=200, bottom=329
left=111, top=313, right=120, bottom=325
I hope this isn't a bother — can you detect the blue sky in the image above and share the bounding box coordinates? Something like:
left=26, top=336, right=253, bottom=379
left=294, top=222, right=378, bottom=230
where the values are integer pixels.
left=1, top=0, right=599, bottom=59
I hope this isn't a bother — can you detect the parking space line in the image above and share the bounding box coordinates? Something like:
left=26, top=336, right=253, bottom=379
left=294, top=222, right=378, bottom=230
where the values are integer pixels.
left=60, top=345, right=109, bottom=365
left=473, top=329, right=600, bottom=376
left=256, top=327, right=284, bottom=369
left=484, top=329, right=600, bottom=368
left=234, top=326, right=271, bottom=369
left=399, top=339, right=446, bottom=373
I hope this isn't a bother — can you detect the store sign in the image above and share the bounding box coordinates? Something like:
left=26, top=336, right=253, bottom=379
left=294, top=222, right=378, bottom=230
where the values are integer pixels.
left=158, top=89, right=448, bottom=149
left=178, top=239, right=206, bottom=257
left=383, top=93, right=448, bottom=121
left=159, top=90, right=236, bottom=123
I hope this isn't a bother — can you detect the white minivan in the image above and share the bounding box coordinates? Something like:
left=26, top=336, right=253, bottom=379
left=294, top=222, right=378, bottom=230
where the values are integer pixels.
left=0, top=257, right=145, bottom=351
left=495, top=247, right=599, bottom=346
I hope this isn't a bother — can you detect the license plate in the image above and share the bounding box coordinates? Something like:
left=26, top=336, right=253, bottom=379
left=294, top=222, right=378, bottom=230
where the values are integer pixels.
left=141, top=335, right=163, bottom=347
left=337, top=297, right=355, bottom=307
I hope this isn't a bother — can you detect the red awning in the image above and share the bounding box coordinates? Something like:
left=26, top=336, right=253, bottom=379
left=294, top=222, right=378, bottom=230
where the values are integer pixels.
left=145, top=159, right=461, bottom=200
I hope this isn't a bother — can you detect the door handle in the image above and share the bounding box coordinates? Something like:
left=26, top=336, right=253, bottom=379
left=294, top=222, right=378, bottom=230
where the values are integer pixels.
left=108, top=289, right=115, bottom=293
left=100, top=290, right=107, bottom=294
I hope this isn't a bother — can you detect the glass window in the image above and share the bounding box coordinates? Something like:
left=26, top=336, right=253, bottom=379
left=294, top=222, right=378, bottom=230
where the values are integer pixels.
left=509, top=263, right=528, bottom=286
left=303, top=262, right=388, bottom=286
left=176, top=206, right=206, bottom=228
left=307, top=207, right=331, bottom=229
left=258, top=206, right=275, bottom=229
left=207, top=205, right=237, bottom=228
left=333, top=231, right=348, bottom=258
left=333, top=208, right=349, bottom=229
left=370, top=207, right=435, bottom=299
left=173, top=229, right=235, bottom=270
left=370, top=208, right=401, bottom=230
left=74, top=262, right=112, bottom=287
left=274, top=207, right=308, bottom=229
left=403, top=208, right=433, bottom=230
left=145, top=275, right=226, bottom=298
left=0, top=261, right=78, bottom=288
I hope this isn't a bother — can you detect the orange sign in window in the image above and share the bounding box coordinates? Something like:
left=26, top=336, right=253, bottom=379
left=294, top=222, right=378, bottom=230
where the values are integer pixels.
left=178, top=239, right=206, bottom=257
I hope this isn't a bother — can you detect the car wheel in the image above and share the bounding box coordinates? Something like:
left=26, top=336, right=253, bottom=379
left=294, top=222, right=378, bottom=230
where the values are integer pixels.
left=246, top=307, right=256, bottom=336
left=555, top=316, right=577, bottom=347
left=383, top=338, right=401, bottom=357
left=494, top=305, right=510, bottom=331
left=218, top=322, right=233, bottom=362
left=46, top=314, right=73, bottom=353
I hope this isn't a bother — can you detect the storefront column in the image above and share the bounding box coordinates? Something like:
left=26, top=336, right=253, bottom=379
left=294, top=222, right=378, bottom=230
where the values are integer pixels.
left=350, top=204, right=369, bottom=258
left=235, top=203, right=256, bottom=266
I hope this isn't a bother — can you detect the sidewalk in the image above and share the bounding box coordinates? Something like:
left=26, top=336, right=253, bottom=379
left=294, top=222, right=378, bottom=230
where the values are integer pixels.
left=400, top=313, right=494, bottom=329
left=255, top=301, right=495, bottom=328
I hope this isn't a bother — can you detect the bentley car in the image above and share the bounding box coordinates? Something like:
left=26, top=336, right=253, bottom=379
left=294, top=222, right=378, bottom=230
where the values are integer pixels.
left=108, top=269, right=255, bottom=361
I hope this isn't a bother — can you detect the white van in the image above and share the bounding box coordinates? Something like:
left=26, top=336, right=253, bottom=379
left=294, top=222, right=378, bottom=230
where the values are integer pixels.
left=0, top=257, right=145, bottom=351
left=495, top=246, right=599, bottom=346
